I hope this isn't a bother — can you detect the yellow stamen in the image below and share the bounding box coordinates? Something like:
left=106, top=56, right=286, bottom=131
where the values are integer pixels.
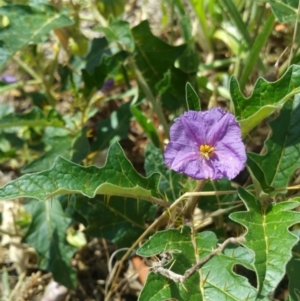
left=199, top=144, right=214, bottom=160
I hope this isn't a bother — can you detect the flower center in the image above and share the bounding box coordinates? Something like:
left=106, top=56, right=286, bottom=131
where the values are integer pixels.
left=199, top=144, right=215, bottom=160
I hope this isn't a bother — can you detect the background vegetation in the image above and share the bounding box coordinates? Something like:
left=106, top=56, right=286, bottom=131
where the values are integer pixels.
left=0, top=0, right=300, bottom=300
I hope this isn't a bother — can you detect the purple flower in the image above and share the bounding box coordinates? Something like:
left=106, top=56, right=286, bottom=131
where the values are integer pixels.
left=164, top=108, right=246, bottom=180
left=100, top=78, right=114, bottom=93
left=1, top=74, right=17, bottom=84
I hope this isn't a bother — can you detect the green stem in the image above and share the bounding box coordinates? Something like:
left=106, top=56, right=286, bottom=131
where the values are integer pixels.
left=121, top=64, right=131, bottom=90
left=89, top=0, right=107, bottom=27
left=219, top=0, right=265, bottom=72
left=13, top=56, right=41, bottom=81
left=183, top=179, right=207, bottom=221
left=13, top=56, right=56, bottom=106
left=239, top=13, right=275, bottom=90
left=128, top=59, right=170, bottom=138
left=0, top=79, right=41, bottom=93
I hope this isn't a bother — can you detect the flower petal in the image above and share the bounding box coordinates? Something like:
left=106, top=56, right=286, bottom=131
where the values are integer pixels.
left=170, top=111, right=207, bottom=146
left=213, top=141, right=247, bottom=179
left=164, top=142, right=216, bottom=179
left=164, top=108, right=246, bottom=180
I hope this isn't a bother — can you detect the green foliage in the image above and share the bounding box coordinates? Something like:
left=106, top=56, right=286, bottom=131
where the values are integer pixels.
left=287, top=229, right=300, bottom=301
left=231, top=65, right=300, bottom=135
left=24, top=199, right=77, bottom=289
left=137, top=227, right=256, bottom=301
left=0, top=143, right=160, bottom=201
left=0, top=5, right=73, bottom=70
left=22, top=128, right=90, bottom=172
left=269, top=0, right=299, bottom=23
left=91, top=102, right=132, bottom=151
left=132, top=21, right=186, bottom=89
left=231, top=188, right=300, bottom=298
left=185, top=82, right=201, bottom=111
left=99, top=20, right=134, bottom=52
left=0, top=107, right=64, bottom=128
left=74, top=195, right=152, bottom=248
left=247, top=98, right=300, bottom=193
left=1, top=1, right=300, bottom=300
left=144, top=142, right=186, bottom=201
left=131, top=106, right=160, bottom=148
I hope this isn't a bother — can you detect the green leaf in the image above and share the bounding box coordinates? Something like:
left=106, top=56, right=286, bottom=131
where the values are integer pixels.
left=84, top=37, right=110, bottom=73
left=23, top=199, right=77, bottom=289
left=178, top=44, right=200, bottom=74
left=230, top=188, right=300, bottom=298
left=185, top=82, right=201, bottom=111
left=0, top=142, right=160, bottom=201
left=22, top=128, right=90, bottom=173
left=144, top=142, right=186, bottom=201
left=246, top=155, right=274, bottom=194
left=0, top=107, right=65, bottom=129
left=230, top=64, right=300, bottom=135
left=0, top=103, right=13, bottom=118
left=247, top=98, right=300, bottom=191
left=0, top=5, right=73, bottom=70
left=268, top=0, right=299, bottom=23
left=161, top=66, right=190, bottom=110
left=200, top=178, right=238, bottom=211
left=287, top=229, right=300, bottom=301
left=99, top=20, right=134, bottom=52
left=155, top=69, right=171, bottom=95
left=83, top=51, right=125, bottom=94
left=97, top=0, right=125, bottom=19
left=179, top=15, right=193, bottom=42
left=74, top=195, right=152, bottom=248
left=91, top=102, right=132, bottom=151
left=131, top=106, right=160, bottom=148
left=137, top=227, right=256, bottom=301
left=132, top=20, right=186, bottom=101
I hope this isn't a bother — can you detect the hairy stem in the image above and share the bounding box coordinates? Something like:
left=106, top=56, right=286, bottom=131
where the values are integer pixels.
left=183, top=179, right=207, bottom=222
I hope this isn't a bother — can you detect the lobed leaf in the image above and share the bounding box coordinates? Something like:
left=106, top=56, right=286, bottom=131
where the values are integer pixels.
left=74, top=195, right=152, bottom=248
left=132, top=20, right=188, bottom=109
left=132, top=20, right=186, bottom=91
left=230, top=188, right=300, bottom=298
left=247, top=97, right=300, bottom=191
left=137, top=227, right=256, bottom=301
left=0, top=143, right=160, bottom=201
left=230, top=64, right=300, bottom=135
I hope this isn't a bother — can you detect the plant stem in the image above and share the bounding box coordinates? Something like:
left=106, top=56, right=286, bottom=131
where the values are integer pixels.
left=183, top=179, right=207, bottom=222
left=13, top=56, right=56, bottom=106
left=128, top=59, right=170, bottom=138
left=239, top=12, right=275, bottom=90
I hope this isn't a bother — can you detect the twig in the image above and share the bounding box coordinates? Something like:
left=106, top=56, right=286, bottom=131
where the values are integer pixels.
left=103, top=195, right=185, bottom=301
left=152, top=236, right=245, bottom=283
left=183, top=180, right=206, bottom=221
left=8, top=272, right=26, bottom=301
